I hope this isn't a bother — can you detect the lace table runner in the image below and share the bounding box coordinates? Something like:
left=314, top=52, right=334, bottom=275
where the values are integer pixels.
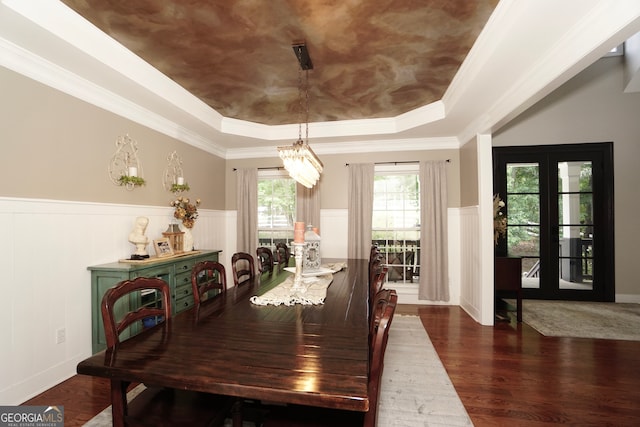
left=250, top=263, right=346, bottom=306
left=250, top=274, right=333, bottom=306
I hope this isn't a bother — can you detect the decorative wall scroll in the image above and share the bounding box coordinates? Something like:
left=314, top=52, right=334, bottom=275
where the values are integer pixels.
left=108, top=134, right=145, bottom=190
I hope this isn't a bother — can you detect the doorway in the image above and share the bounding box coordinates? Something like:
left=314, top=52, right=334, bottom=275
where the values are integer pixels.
left=493, top=143, right=614, bottom=301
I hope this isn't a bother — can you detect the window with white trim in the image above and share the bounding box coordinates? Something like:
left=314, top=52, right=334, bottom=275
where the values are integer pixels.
left=257, top=170, right=296, bottom=250
left=372, top=165, right=420, bottom=284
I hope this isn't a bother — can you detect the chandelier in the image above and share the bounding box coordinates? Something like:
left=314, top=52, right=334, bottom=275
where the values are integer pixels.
left=277, top=42, right=323, bottom=188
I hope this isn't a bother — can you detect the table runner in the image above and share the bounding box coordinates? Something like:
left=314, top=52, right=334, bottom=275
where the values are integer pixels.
left=250, top=274, right=333, bottom=306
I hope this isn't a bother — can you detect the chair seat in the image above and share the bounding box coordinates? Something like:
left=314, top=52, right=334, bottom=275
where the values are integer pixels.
left=126, top=386, right=233, bottom=427
left=262, top=404, right=364, bottom=427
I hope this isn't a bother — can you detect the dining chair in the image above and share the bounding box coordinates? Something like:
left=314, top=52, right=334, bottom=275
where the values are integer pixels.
left=275, top=242, right=291, bottom=271
left=369, top=266, right=388, bottom=316
left=260, top=288, right=398, bottom=427
left=191, top=260, right=227, bottom=305
left=256, top=247, right=275, bottom=276
left=232, top=252, right=256, bottom=287
left=368, top=246, right=384, bottom=284
left=101, top=277, right=233, bottom=426
left=369, top=288, right=397, bottom=360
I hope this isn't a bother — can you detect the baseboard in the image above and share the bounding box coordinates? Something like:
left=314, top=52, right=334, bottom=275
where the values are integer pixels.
left=615, top=294, right=640, bottom=303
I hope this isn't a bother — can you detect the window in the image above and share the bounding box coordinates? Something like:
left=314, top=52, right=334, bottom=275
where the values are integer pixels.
left=372, top=165, right=420, bottom=284
left=257, top=170, right=296, bottom=250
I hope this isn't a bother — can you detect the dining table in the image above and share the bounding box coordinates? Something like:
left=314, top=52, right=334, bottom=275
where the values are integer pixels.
left=76, top=257, right=370, bottom=427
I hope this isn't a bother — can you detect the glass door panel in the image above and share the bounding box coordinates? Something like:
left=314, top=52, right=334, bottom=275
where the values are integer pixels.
left=557, top=161, right=594, bottom=290
left=506, top=163, right=540, bottom=289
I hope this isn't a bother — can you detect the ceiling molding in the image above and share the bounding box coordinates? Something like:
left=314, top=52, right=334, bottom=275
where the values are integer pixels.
left=3, top=0, right=640, bottom=161
left=225, top=137, right=460, bottom=160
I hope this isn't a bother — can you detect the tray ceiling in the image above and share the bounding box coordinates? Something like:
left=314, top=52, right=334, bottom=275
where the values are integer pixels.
left=60, top=0, right=498, bottom=126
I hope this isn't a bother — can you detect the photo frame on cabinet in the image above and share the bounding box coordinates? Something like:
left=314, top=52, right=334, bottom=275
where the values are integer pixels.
left=153, top=238, right=174, bottom=257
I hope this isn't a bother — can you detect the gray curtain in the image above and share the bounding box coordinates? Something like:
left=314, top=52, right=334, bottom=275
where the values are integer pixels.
left=347, top=163, right=374, bottom=259
left=419, top=160, right=449, bottom=301
left=296, top=183, right=320, bottom=232
left=236, top=168, right=258, bottom=256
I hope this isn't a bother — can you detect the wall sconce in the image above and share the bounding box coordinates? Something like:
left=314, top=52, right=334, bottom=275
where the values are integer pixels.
left=163, top=151, right=189, bottom=193
left=108, top=134, right=145, bottom=190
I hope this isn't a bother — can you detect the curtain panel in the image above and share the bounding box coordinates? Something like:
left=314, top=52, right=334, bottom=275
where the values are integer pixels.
left=347, top=163, right=374, bottom=259
left=296, top=183, right=321, bottom=232
left=236, top=168, right=258, bottom=257
left=419, top=160, right=449, bottom=301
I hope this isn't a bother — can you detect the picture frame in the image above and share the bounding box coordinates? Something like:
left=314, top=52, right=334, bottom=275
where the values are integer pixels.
left=153, top=238, right=174, bottom=257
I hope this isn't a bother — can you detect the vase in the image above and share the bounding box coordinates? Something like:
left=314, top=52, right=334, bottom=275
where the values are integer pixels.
left=181, top=224, right=194, bottom=252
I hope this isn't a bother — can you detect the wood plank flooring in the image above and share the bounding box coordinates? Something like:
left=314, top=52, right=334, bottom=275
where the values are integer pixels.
left=23, top=305, right=640, bottom=426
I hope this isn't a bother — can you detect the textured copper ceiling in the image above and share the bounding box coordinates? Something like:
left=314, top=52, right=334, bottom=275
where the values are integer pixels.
left=61, top=0, right=497, bottom=126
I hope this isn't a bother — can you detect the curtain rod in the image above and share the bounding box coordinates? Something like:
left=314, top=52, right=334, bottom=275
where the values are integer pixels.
left=345, top=159, right=450, bottom=166
left=233, top=166, right=284, bottom=171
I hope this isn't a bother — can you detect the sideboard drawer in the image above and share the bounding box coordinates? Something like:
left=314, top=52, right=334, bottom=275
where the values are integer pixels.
left=174, top=259, right=196, bottom=274
left=175, top=294, right=195, bottom=313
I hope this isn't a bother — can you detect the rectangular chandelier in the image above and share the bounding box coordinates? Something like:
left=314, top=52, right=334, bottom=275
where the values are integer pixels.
left=277, top=42, right=323, bottom=188
left=278, top=139, right=323, bottom=188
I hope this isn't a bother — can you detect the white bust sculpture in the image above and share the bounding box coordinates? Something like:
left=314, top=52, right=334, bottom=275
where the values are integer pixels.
left=128, top=216, right=150, bottom=256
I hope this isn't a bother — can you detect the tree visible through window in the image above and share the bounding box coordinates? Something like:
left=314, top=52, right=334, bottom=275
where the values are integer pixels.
left=257, top=171, right=296, bottom=250
left=372, top=166, right=420, bottom=284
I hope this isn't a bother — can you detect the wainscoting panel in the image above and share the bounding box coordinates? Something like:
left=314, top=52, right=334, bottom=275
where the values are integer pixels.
left=459, top=206, right=482, bottom=321
left=0, top=197, right=229, bottom=405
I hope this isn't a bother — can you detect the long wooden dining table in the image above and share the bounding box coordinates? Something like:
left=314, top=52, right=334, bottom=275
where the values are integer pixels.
left=77, top=258, right=370, bottom=427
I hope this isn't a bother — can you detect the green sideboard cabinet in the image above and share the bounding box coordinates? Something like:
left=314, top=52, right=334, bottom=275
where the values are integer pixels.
left=88, top=249, right=221, bottom=353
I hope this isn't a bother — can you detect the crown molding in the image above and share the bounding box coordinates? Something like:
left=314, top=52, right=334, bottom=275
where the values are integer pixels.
left=225, top=137, right=460, bottom=160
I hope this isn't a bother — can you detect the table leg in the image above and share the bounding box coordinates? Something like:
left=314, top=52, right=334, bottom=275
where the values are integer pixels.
left=232, top=399, right=243, bottom=427
left=110, top=379, right=127, bottom=427
left=516, top=289, right=523, bottom=323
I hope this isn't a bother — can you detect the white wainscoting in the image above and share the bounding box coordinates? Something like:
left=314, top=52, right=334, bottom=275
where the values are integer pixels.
left=458, top=205, right=483, bottom=322
left=0, top=197, right=229, bottom=405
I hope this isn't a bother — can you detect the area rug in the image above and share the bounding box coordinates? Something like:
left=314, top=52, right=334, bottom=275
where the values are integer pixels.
left=84, top=316, right=472, bottom=426
left=515, top=299, right=640, bottom=341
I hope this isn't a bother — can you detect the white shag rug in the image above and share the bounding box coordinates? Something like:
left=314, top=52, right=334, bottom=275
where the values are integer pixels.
left=84, top=315, right=472, bottom=426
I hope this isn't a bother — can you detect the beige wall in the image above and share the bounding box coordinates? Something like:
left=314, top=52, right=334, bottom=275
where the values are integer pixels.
left=0, top=67, right=226, bottom=210
left=226, top=149, right=461, bottom=210
left=459, top=138, right=479, bottom=207
left=494, top=57, right=640, bottom=298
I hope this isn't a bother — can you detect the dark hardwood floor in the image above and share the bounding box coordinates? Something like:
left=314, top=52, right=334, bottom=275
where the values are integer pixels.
left=23, top=305, right=640, bottom=426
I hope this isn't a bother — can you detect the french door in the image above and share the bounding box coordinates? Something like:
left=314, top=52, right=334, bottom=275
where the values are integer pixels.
left=493, top=143, right=614, bottom=301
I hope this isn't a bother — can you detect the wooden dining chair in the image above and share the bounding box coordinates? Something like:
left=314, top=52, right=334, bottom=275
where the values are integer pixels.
left=369, top=266, right=388, bottom=319
left=275, top=242, right=291, bottom=271
left=191, top=261, right=227, bottom=305
left=369, top=288, right=397, bottom=361
left=260, top=287, right=398, bottom=427
left=101, top=277, right=233, bottom=426
left=232, top=252, right=256, bottom=287
left=256, top=247, right=275, bottom=276
left=369, top=253, right=383, bottom=288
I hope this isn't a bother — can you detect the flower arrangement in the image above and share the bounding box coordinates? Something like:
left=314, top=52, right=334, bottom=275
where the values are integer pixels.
left=171, top=196, right=201, bottom=229
left=493, top=194, right=507, bottom=245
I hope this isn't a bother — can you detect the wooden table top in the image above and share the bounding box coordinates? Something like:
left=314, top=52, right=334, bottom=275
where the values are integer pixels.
left=77, top=258, right=370, bottom=412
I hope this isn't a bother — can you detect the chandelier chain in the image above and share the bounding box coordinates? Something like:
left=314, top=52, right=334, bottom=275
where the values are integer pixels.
left=305, top=69, right=309, bottom=143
